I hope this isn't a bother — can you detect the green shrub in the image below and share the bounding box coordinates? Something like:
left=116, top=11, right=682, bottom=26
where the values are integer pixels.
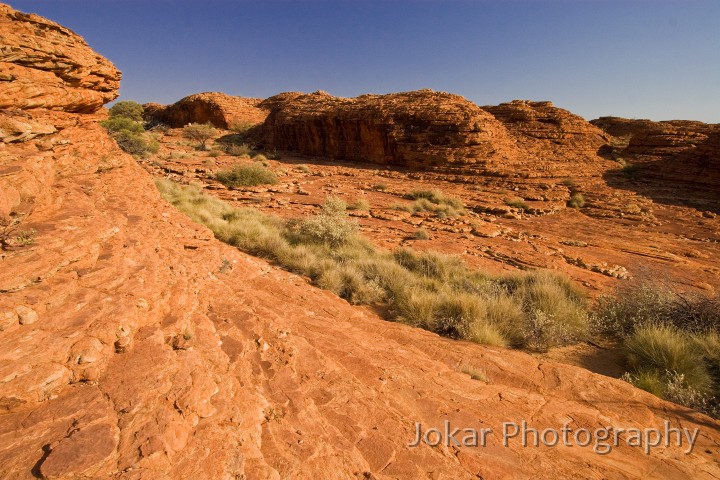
left=100, top=116, right=144, bottom=134
left=183, top=122, right=218, bottom=151
left=109, top=100, right=144, bottom=121
left=113, top=130, right=155, bottom=156
left=100, top=100, right=158, bottom=157
left=216, top=163, right=278, bottom=187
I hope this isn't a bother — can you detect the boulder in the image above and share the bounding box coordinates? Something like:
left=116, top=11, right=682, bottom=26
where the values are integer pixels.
left=0, top=3, right=120, bottom=113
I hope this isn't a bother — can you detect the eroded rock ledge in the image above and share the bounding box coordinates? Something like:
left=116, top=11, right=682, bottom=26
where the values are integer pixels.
left=0, top=3, right=120, bottom=113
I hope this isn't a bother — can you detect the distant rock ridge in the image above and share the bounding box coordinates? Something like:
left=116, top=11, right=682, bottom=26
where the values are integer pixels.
left=254, top=89, right=522, bottom=171
left=143, top=92, right=268, bottom=128
left=0, top=3, right=120, bottom=113
left=249, top=90, right=615, bottom=177
left=591, top=116, right=720, bottom=187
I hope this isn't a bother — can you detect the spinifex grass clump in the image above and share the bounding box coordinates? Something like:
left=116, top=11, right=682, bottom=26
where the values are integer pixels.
left=215, top=163, right=278, bottom=187
left=156, top=179, right=589, bottom=351
left=398, top=189, right=465, bottom=218
left=594, top=281, right=720, bottom=417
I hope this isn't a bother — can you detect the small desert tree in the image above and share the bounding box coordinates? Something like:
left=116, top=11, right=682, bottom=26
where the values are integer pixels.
left=108, top=101, right=144, bottom=121
left=101, top=100, right=158, bottom=157
left=183, top=122, right=217, bottom=151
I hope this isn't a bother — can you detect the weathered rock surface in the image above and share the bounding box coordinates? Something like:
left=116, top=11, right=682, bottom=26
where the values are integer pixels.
left=144, top=92, right=267, bottom=128
left=1, top=5, right=720, bottom=480
left=254, top=91, right=617, bottom=179
left=592, top=117, right=720, bottom=188
left=0, top=3, right=120, bottom=113
left=2, top=114, right=720, bottom=480
left=484, top=100, right=609, bottom=158
left=256, top=89, right=522, bottom=171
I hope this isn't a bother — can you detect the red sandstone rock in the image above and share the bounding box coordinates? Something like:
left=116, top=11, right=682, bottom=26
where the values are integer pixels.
left=255, top=91, right=616, bottom=179
left=144, top=92, right=268, bottom=128
left=0, top=3, right=120, bottom=113
left=256, top=89, right=522, bottom=171
left=591, top=116, right=720, bottom=187
left=1, top=5, right=719, bottom=480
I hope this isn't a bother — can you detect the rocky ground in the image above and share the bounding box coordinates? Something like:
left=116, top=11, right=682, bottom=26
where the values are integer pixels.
left=143, top=126, right=720, bottom=297
left=1, top=2, right=719, bottom=479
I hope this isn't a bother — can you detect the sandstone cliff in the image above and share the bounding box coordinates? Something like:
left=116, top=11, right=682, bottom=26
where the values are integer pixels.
left=255, top=89, right=522, bottom=171
left=591, top=116, right=720, bottom=188
left=144, top=92, right=268, bottom=128
left=484, top=100, right=609, bottom=157
left=0, top=3, right=120, bottom=113
left=1, top=5, right=719, bottom=480
left=254, top=91, right=616, bottom=178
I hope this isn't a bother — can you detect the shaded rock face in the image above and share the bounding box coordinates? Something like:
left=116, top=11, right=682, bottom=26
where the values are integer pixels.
left=256, top=90, right=522, bottom=171
left=143, top=92, right=268, bottom=128
left=0, top=3, right=120, bottom=113
left=255, top=91, right=617, bottom=178
left=592, top=117, right=720, bottom=188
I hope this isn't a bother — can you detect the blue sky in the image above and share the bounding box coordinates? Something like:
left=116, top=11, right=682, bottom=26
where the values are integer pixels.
left=9, top=0, right=720, bottom=122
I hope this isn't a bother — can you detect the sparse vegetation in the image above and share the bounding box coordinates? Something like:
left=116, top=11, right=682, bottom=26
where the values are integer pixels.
left=183, top=122, right=218, bottom=151
left=229, top=121, right=256, bottom=135
left=372, top=183, right=388, bottom=192
left=505, top=197, right=530, bottom=211
left=398, top=189, right=465, bottom=218
left=1, top=217, right=35, bottom=250
left=348, top=199, right=371, bottom=211
left=460, top=365, right=488, bottom=382
left=156, top=179, right=588, bottom=351
left=594, top=281, right=720, bottom=417
left=567, top=192, right=585, bottom=208
left=215, top=163, right=278, bottom=187
left=100, top=100, right=158, bottom=157
left=413, top=228, right=429, bottom=240
left=224, top=143, right=252, bottom=157
left=296, top=164, right=311, bottom=173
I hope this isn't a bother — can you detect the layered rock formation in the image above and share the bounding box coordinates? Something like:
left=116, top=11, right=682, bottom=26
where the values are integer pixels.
left=1, top=5, right=720, bottom=480
left=484, top=100, right=609, bottom=158
left=3, top=113, right=720, bottom=479
left=254, top=91, right=616, bottom=178
left=144, top=92, right=267, bottom=128
left=592, top=117, right=720, bottom=188
left=0, top=3, right=120, bottom=113
left=256, top=89, right=522, bottom=171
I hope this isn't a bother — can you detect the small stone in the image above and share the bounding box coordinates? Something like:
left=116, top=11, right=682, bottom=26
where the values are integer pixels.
left=15, top=306, right=38, bottom=325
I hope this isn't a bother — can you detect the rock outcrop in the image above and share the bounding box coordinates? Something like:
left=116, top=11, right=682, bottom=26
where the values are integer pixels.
left=591, top=117, right=720, bottom=187
left=144, top=92, right=267, bottom=128
left=256, top=89, right=522, bottom=171
left=3, top=113, right=720, bottom=479
left=484, top=100, right=609, bottom=158
left=0, top=3, right=120, bottom=113
left=255, top=91, right=616, bottom=178
left=1, top=5, right=720, bottom=480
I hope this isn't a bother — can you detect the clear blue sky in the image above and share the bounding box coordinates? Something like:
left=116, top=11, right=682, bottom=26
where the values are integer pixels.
left=8, top=0, right=720, bottom=122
